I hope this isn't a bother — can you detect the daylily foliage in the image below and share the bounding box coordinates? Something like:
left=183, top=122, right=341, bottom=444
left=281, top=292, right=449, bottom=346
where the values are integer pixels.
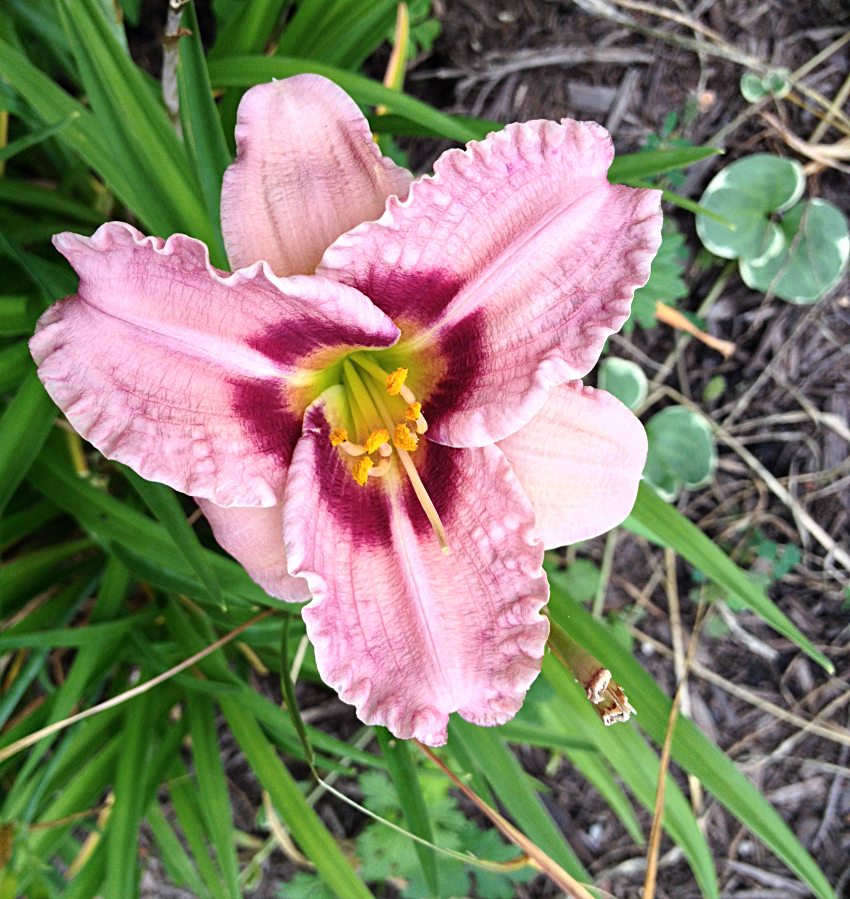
left=31, top=75, right=661, bottom=745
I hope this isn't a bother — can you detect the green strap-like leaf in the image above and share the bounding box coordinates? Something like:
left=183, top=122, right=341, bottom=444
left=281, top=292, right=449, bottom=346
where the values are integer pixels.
left=106, top=689, right=155, bottom=899
left=0, top=370, right=57, bottom=515
left=376, top=728, right=440, bottom=897
left=123, top=466, right=225, bottom=610
left=177, top=0, right=231, bottom=268
left=27, top=441, right=272, bottom=608
left=0, top=39, right=171, bottom=234
left=609, top=147, right=722, bottom=182
left=630, top=482, right=832, bottom=672
left=543, top=660, right=717, bottom=898
left=55, top=0, right=213, bottom=242
left=449, top=718, right=587, bottom=881
left=220, top=696, right=376, bottom=899
left=187, top=694, right=242, bottom=899
left=546, top=585, right=837, bottom=899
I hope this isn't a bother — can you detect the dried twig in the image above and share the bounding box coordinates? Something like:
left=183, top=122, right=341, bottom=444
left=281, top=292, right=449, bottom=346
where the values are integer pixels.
left=632, top=628, right=850, bottom=749
left=663, top=385, right=850, bottom=574
left=409, top=45, right=653, bottom=82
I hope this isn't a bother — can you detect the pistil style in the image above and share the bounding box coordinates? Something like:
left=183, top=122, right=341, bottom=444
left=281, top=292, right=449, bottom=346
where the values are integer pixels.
left=362, top=372, right=449, bottom=555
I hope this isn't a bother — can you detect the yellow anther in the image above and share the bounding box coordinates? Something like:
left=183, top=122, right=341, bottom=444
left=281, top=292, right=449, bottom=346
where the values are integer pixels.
left=405, top=402, right=421, bottom=421
left=363, top=428, right=390, bottom=454
left=393, top=423, right=419, bottom=452
left=386, top=367, right=408, bottom=396
left=330, top=428, right=348, bottom=447
left=352, top=457, right=373, bottom=486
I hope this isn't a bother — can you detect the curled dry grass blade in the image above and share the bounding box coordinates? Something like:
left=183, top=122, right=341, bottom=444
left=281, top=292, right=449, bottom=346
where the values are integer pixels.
left=415, top=741, right=598, bottom=899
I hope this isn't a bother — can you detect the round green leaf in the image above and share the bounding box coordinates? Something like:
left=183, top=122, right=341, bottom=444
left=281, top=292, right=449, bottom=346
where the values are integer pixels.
left=764, top=68, right=791, bottom=99
left=741, top=69, right=791, bottom=102
left=702, top=375, right=726, bottom=403
left=696, top=154, right=806, bottom=260
left=739, top=198, right=850, bottom=303
left=643, top=448, right=681, bottom=502
left=740, top=71, right=768, bottom=103
left=645, top=406, right=717, bottom=493
left=597, top=357, right=648, bottom=412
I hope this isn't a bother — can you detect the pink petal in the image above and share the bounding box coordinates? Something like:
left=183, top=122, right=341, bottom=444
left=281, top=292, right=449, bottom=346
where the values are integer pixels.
left=282, top=387, right=549, bottom=746
left=197, top=499, right=311, bottom=603
left=497, top=381, right=647, bottom=548
left=318, top=119, right=662, bottom=447
left=31, top=222, right=399, bottom=506
left=221, top=75, right=413, bottom=276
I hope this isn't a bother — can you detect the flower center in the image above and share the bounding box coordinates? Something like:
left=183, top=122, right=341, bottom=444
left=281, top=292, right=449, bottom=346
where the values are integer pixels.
left=331, top=353, right=448, bottom=554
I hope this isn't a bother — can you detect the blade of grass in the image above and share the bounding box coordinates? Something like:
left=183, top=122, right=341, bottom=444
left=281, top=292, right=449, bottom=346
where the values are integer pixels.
left=27, top=440, right=272, bottom=608
left=186, top=694, right=241, bottom=899
left=0, top=341, right=34, bottom=394
left=0, top=610, right=156, bottom=650
left=1, top=609, right=101, bottom=753
left=0, top=112, right=80, bottom=163
left=275, top=0, right=397, bottom=70
left=208, top=0, right=290, bottom=60
left=1, top=498, right=59, bottom=550
left=207, top=0, right=291, bottom=148
left=55, top=0, right=213, bottom=242
left=0, top=370, right=57, bottom=515
left=630, top=483, right=832, bottom=672
left=449, top=718, right=587, bottom=881
left=609, top=147, right=722, bottom=182
left=416, top=740, right=595, bottom=899
left=375, top=728, right=440, bottom=898
left=123, top=467, right=224, bottom=610
left=0, top=180, right=105, bottom=225
left=27, top=734, right=121, bottom=859
left=546, top=583, right=837, bottom=899
left=3, top=558, right=132, bottom=817
left=106, top=689, right=154, bottom=899
left=177, top=0, right=230, bottom=268
left=530, top=708, right=646, bottom=846
left=1, top=541, right=97, bottom=625
left=219, top=696, right=376, bottom=899
left=0, top=296, right=29, bottom=337
left=543, top=658, right=718, bottom=899
left=0, top=608, right=273, bottom=765
left=169, top=758, right=230, bottom=899
left=147, top=802, right=214, bottom=899
left=0, top=39, right=171, bottom=234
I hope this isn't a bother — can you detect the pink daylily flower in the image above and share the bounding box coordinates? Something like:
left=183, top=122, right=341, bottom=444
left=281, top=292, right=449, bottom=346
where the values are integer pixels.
left=30, top=75, right=661, bottom=746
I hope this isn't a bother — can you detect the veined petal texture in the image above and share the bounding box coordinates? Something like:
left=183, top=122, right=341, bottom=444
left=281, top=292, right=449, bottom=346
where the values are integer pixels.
left=222, top=74, right=413, bottom=276
left=497, top=381, right=648, bottom=548
left=31, top=222, right=399, bottom=507
left=319, top=119, right=662, bottom=447
left=197, top=500, right=310, bottom=603
left=283, top=387, right=550, bottom=745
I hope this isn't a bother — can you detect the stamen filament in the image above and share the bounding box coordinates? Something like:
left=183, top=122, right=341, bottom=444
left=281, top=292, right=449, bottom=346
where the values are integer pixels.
left=342, top=360, right=385, bottom=432
left=350, top=352, right=393, bottom=384
left=395, top=446, right=449, bottom=554
left=363, top=376, right=449, bottom=555
left=368, top=457, right=391, bottom=478
left=338, top=441, right=366, bottom=457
